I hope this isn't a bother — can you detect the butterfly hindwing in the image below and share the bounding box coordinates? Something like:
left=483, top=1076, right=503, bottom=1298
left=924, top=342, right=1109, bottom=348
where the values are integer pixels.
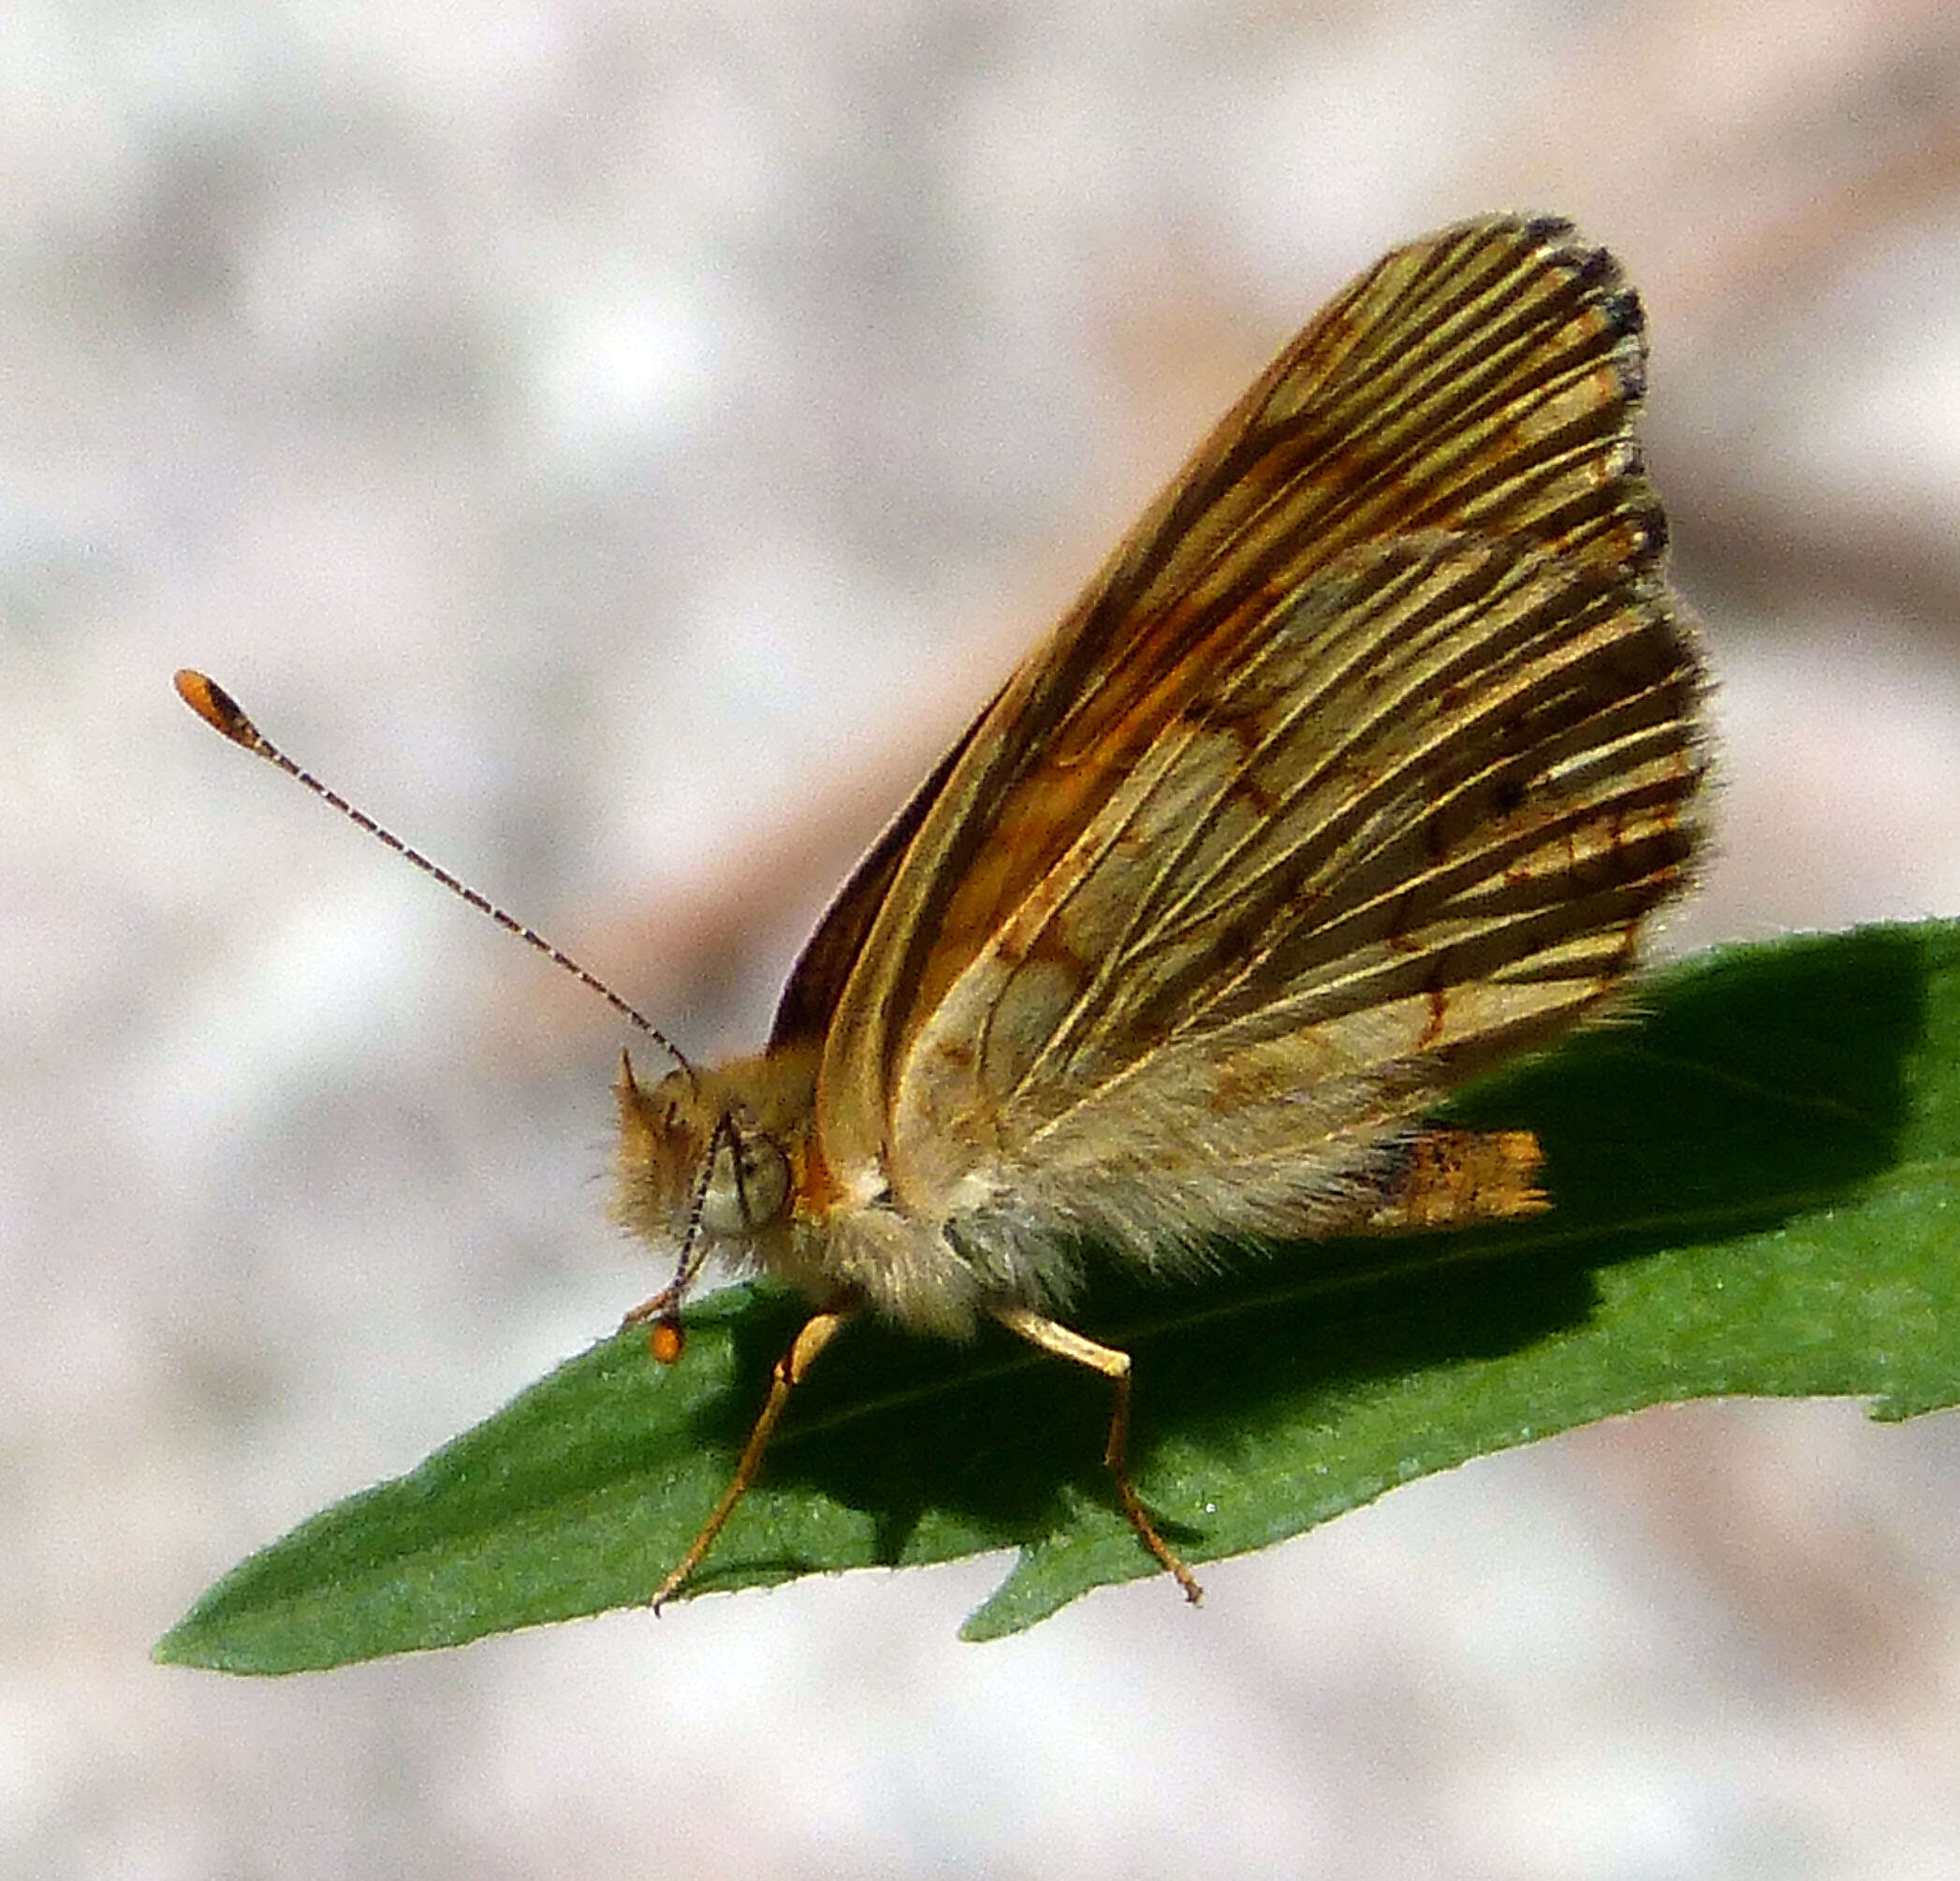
left=888, top=532, right=1699, bottom=1245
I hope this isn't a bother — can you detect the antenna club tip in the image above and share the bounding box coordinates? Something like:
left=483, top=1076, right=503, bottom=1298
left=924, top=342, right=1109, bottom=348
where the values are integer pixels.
left=173, top=669, right=257, bottom=747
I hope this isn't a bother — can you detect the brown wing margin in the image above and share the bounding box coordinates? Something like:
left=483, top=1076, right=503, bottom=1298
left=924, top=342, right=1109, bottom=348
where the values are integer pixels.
left=768, top=679, right=1004, bottom=1051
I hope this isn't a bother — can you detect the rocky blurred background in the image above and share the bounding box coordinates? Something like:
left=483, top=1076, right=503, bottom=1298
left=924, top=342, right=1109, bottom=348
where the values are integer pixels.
left=7, top=2, right=1960, bottom=1874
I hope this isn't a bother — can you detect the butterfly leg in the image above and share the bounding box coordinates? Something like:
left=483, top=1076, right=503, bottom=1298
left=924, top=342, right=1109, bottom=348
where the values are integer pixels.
left=992, top=1305, right=1204, bottom=1606
left=651, top=1307, right=851, bottom=1611
left=621, top=1284, right=681, bottom=1327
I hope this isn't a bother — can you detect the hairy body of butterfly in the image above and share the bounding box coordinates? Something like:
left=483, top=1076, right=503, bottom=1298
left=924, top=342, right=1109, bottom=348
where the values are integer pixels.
left=614, top=212, right=1706, bottom=1607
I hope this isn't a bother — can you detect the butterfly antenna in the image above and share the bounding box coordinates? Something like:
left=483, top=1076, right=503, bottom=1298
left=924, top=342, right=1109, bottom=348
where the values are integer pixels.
left=174, top=669, right=695, bottom=1078
left=620, top=1109, right=734, bottom=1359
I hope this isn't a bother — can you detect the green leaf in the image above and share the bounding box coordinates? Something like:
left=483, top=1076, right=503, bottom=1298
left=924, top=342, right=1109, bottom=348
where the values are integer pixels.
left=156, top=921, right=1960, bottom=1672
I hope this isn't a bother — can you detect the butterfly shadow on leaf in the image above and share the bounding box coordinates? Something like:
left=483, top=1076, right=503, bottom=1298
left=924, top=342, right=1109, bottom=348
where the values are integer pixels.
left=662, top=926, right=1929, bottom=1600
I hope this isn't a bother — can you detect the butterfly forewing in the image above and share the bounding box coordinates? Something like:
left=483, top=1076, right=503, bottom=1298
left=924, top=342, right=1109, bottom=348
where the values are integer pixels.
left=804, top=214, right=1700, bottom=1225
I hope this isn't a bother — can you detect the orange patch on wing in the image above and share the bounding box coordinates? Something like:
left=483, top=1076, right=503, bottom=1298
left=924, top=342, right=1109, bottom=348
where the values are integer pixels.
left=1367, top=1127, right=1549, bottom=1231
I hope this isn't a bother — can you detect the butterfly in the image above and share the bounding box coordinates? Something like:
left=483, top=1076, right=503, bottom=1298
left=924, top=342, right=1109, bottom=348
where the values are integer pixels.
left=179, top=212, right=1704, bottom=1611
left=608, top=212, right=1705, bottom=1606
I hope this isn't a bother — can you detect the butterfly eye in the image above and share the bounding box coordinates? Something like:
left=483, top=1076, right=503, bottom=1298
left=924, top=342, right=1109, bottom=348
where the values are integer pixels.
left=698, top=1130, right=791, bottom=1236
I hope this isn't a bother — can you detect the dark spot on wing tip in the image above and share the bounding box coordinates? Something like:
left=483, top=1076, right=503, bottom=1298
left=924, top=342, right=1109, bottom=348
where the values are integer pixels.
left=1599, top=286, right=1645, bottom=339
left=1519, top=212, right=1577, bottom=247
left=1526, top=221, right=1646, bottom=333
left=1570, top=242, right=1617, bottom=288
left=1531, top=221, right=1616, bottom=284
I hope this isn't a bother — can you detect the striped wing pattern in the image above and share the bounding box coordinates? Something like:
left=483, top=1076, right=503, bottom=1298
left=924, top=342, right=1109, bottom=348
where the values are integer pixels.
left=789, top=215, right=1703, bottom=1234
left=894, top=535, right=1696, bottom=1245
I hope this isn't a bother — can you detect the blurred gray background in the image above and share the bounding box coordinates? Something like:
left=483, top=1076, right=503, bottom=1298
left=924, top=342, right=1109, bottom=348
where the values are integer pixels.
left=9, top=1, right=1960, bottom=1875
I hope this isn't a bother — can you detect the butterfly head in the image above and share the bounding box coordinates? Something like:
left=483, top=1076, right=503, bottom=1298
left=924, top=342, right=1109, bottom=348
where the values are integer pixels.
left=613, top=1047, right=806, bottom=1340
left=613, top=1047, right=784, bottom=1232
